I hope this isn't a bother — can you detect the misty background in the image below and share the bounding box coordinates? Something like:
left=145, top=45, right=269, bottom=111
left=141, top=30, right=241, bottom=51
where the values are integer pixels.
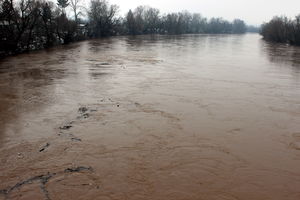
left=75, top=0, right=300, bottom=25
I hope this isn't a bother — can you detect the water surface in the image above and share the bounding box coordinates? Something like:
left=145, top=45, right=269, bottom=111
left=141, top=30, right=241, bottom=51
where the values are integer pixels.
left=0, top=34, right=300, bottom=200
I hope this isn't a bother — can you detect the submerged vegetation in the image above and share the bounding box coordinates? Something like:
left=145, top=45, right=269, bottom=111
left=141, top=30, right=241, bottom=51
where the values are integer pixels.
left=0, top=0, right=248, bottom=56
left=261, top=15, right=300, bottom=45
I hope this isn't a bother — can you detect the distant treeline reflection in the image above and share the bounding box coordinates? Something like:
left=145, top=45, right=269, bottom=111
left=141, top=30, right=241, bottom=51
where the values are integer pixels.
left=262, top=42, right=300, bottom=69
left=0, top=0, right=254, bottom=56
left=261, top=15, right=300, bottom=46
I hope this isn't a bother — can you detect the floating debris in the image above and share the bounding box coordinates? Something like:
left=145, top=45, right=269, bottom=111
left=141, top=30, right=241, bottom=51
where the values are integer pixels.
left=64, top=166, right=93, bottom=173
left=100, top=62, right=110, bottom=65
left=82, top=113, right=89, bottom=118
left=0, top=166, right=93, bottom=199
left=39, top=143, right=50, bottom=152
left=17, top=153, right=24, bottom=158
left=71, top=137, right=82, bottom=142
left=78, top=107, right=88, bottom=114
left=59, top=125, right=73, bottom=130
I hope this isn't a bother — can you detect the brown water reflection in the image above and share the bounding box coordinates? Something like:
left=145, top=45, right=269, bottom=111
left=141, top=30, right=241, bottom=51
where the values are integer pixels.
left=0, top=34, right=300, bottom=200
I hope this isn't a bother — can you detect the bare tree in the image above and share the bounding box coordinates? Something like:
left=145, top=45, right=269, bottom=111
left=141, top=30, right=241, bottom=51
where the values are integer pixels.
left=69, top=0, right=83, bottom=23
left=261, top=15, right=300, bottom=45
left=143, top=7, right=160, bottom=33
left=125, top=9, right=136, bottom=35
left=57, top=0, right=68, bottom=14
left=232, top=19, right=246, bottom=34
left=88, top=0, right=118, bottom=37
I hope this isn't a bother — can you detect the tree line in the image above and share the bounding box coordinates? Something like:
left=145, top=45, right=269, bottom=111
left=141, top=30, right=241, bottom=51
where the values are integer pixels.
left=261, top=15, right=300, bottom=45
left=124, top=7, right=247, bottom=35
left=0, top=0, right=248, bottom=56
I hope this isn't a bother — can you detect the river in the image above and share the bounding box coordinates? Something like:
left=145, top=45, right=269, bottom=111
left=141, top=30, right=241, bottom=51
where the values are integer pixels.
left=0, top=34, right=300, bottom=200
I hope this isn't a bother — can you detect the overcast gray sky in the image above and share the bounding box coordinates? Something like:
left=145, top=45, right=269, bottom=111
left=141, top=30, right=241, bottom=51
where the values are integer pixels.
left=105, top=0, right=300, bottom=25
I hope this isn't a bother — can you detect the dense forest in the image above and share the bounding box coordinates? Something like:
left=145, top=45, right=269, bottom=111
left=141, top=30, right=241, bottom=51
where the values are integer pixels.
left=0, top=0, right=249, bottom=56
left=261, top=15, right=300, bottom=45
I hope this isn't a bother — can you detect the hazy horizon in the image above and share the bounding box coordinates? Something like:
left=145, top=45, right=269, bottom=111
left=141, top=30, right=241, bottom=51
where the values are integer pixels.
left=92, top=0, right=299, bottom=26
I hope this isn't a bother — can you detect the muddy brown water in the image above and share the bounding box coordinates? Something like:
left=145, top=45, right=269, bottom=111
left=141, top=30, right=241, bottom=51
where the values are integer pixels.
left=0, top=34, right=300, bottom=200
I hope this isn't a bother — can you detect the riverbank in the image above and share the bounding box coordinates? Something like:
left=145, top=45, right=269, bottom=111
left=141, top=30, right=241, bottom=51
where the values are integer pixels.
left=261, top=15, right=300, bottom=46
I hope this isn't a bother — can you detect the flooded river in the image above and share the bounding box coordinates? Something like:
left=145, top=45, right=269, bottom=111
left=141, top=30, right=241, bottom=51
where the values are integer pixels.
left=0, top=34, right=300, bottom=200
